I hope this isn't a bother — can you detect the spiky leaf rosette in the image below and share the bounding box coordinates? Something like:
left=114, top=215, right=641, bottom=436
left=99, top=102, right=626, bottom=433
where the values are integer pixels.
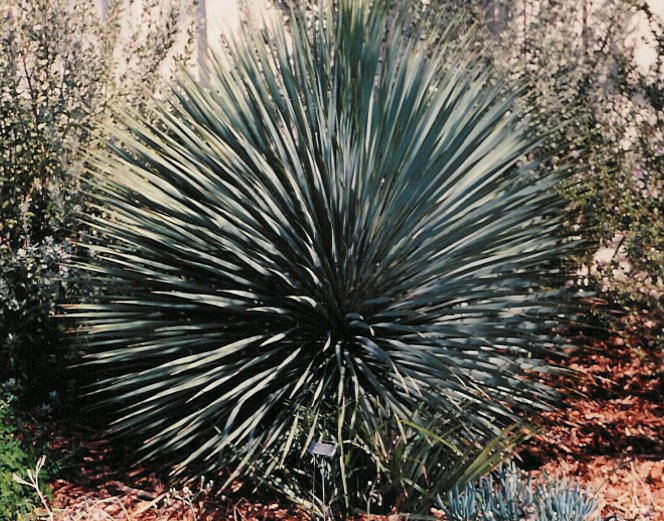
left=75, top=0, right=576, bottom=504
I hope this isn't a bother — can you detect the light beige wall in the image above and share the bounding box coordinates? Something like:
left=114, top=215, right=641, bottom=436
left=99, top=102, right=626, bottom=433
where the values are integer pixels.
left=90, top=0, right=662, bottom=79
left=206, top=0, right=270, bottom=46
left=633, top=0, right=664, bottom=73
left=90, top=0, right=270, bottom=81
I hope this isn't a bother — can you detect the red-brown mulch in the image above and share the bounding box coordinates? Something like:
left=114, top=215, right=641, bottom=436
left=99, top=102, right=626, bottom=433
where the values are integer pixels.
left=46, top=429, right=306, bottom=520
left=519, top=326, right=663, bottom=521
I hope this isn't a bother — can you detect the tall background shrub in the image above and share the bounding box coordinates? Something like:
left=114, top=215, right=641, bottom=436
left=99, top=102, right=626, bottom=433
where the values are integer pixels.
left=0, top=0, right=195, bottom=401
left=425, top=0, right=663, bottom=344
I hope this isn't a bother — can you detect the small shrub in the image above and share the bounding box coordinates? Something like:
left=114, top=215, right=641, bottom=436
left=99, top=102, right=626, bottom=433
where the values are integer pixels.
left=440, top=462, right=599, bottom=521
left=0, top=240, right=77, bottom=390
left=0, top=387, right=55, bottom=519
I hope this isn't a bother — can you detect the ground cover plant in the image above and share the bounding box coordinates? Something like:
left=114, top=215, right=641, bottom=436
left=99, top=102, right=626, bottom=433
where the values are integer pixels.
left=440, top=462, right=598, bottom=521
left=72, top=0, right=583, bottom=516
left=0, top=386, right=59, bottom=519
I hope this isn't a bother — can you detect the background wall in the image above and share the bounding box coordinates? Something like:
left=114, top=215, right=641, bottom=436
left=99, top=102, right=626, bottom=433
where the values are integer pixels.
left=85, top=1, right=662, bottom=84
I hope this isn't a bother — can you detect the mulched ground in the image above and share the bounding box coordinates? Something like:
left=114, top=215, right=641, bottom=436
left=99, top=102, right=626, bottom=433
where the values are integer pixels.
left=517, top=326, right=663, bottom=521
left=44, top=428, right=306, bottom=520
left=38, top=316, right=662, bottom=520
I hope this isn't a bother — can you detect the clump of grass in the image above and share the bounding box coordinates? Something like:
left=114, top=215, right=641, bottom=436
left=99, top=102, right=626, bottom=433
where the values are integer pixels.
left=440, top=462, right=599, bottom=521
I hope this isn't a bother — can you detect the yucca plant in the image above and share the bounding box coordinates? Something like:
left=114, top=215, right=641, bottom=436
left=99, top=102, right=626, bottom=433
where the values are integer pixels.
left=73, top=0, right=579, bottom=515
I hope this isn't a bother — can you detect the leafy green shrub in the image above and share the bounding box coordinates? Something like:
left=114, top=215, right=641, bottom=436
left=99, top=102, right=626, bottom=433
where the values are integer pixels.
left=0, top=240, right=78, bottom=387
left=440, top=462, right=598, bottom=521
left=0, top=386, right=55, bottom=519
left=0, top=0, right=194, bottom=398
left=75, top=0, right=580, bottom=515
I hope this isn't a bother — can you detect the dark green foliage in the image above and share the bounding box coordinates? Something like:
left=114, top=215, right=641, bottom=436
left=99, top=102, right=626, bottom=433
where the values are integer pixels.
left=440, top=462, right=598, bottom=521
left=0, top=386, right=56, bottom=519
left=75, top=0, right=579, bottom=514
left=0, top=0, right=95, bottom=394
left=0, top=241, right=78, bottom=389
